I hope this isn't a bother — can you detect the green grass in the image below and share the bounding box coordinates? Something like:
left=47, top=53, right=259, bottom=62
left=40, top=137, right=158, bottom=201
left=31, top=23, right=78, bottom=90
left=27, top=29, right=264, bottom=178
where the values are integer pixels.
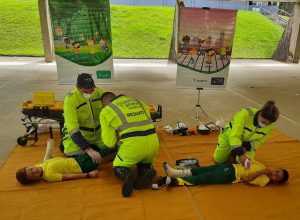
left=279, top=15, right=289, bottom=21
left=0, top=1, right=284, bottom=58
left=110, top=5, right=174, bottom=58
left=0, top=0, right=44, bottom=56
left=232, top=11, right=284, bottom=58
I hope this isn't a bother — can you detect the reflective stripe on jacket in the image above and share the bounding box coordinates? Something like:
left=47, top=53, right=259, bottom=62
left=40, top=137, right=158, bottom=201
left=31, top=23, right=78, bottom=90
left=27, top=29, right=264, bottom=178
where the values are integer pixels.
left=100, top=95, right=155, bottom=148
left=223, top=107, right=275, bottom=151
left=63, top=87, right=104, bottom=154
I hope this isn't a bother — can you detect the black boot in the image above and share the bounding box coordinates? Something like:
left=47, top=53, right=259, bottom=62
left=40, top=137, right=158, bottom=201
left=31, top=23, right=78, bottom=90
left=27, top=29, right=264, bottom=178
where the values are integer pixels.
left=122, top=169, right=138, bottom=197
left=114, top=166, right=137, bottom=197
left=59, top=141, right=64, bottom=153
left=134, top=163, right=156, bottom=189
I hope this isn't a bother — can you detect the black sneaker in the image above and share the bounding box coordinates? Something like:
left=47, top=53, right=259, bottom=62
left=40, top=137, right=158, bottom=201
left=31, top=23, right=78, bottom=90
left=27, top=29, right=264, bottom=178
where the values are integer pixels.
left=122, top=170, right=137, bottom=197
left=151, top=176, right=172, bottom=190
left=134, top=168, right=157, bottom=189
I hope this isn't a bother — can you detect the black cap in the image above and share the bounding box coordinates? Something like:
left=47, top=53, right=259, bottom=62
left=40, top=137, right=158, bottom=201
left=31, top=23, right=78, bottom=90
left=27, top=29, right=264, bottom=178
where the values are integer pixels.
left=77, top=73, right=95, bottom=88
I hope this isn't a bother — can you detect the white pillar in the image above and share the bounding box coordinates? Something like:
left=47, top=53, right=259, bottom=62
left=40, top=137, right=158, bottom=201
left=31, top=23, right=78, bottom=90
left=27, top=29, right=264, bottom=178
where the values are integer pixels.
left=289, top=2, right=300, bottom=63
left=38, top=0, right=54, bottom=63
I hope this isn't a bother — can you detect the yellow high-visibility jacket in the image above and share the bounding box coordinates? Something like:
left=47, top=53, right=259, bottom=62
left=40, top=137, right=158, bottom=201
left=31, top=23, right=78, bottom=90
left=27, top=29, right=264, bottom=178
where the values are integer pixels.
left=63, top=87, right=105, bottom=155
left=100, top=95, right=156, bottom=148
left=223, top=107, right=275, bottom=153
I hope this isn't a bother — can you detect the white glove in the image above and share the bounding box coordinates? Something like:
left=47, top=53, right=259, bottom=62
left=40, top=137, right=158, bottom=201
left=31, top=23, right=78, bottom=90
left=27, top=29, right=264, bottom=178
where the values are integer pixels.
left=244, top=158, right=251, bottom=169
left=86, top=148, right=102, bottom=164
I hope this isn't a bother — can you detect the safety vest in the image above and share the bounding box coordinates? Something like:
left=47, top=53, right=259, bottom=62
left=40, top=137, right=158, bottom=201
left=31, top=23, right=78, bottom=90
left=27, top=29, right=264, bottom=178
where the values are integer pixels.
left=63, top=87, right=104, bottom=154
left=105, top=95, right=155, bottom=140
left=223, top=107, right=275, bottom=152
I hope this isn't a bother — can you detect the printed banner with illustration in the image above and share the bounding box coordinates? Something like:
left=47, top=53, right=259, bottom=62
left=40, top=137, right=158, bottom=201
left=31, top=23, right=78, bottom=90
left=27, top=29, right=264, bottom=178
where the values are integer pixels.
left=176, top=8, right=237, bottom=89
left=48, top=0, right=114, bottom=84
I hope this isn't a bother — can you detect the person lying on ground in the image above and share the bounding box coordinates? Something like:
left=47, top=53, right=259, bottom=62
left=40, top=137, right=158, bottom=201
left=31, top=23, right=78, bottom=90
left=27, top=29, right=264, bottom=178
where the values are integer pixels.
left=152, top=161, right=289, bottom=189
left=16, top=153, right=115, bottom=185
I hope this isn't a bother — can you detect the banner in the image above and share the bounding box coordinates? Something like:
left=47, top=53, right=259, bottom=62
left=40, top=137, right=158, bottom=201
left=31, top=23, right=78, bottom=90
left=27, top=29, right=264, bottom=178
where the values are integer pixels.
left=48, top=0, right=114, bottom=84
left=176, top=8, right=237, bottom=89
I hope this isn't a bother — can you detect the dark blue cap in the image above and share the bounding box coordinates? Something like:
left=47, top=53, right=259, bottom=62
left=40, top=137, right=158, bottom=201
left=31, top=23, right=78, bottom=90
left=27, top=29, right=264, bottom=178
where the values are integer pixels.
left=77, top=73, right=95, bottom=88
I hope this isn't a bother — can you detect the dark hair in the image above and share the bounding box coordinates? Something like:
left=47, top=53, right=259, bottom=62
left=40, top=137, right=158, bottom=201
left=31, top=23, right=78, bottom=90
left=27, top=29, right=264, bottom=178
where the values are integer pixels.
left=16, top=167, right=32, bottom=185
left=76, top=73, right=95, bottom=88
left=278, top=169, right=289, bottom=184
left=101, top=92, right=116, bottom=104
left=260, top=100, right=279, bottom=122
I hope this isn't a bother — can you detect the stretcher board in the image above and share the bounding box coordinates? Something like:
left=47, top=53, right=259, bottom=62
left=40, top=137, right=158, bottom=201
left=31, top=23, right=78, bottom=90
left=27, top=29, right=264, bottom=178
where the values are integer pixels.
left=19, top=100, right=162, bottom=146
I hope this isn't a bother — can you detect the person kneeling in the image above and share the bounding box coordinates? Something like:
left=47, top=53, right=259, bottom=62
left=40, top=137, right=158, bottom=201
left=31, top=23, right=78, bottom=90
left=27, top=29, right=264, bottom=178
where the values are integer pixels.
left=152, top=161, right=289, bottom=189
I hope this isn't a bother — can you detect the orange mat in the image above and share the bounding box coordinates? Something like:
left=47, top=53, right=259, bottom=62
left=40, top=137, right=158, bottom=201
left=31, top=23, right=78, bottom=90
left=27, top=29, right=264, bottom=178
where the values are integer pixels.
left=0, top=129, right=299, bottom=220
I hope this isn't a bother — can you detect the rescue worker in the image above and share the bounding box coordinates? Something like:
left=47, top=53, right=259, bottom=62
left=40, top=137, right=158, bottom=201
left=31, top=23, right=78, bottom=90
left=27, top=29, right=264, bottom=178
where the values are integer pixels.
left=62, top=73, right=112, bottom=164
left=213, top=100, right=280, bottom=166
left=100, top=92, right=159, bottom=197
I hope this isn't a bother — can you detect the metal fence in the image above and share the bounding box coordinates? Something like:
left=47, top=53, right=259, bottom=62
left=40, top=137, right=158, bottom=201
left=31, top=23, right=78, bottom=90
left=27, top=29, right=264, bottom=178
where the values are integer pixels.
left=254, top=5, right=289, bottom=27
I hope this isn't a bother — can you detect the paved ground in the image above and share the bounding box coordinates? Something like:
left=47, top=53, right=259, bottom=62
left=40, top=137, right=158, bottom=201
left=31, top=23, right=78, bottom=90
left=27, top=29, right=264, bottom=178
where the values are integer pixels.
left=0, top=57, right=299, bottom=165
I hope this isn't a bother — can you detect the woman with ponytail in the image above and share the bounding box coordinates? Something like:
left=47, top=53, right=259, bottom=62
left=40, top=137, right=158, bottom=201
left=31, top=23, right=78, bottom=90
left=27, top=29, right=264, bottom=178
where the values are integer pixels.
left=213, top=100, right=279, bottom=167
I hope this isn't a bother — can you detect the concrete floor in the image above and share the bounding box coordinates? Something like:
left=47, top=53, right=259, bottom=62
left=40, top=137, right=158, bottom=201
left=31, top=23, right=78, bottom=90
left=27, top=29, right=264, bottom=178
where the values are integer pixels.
left=0, top=57, right=299, bottom=165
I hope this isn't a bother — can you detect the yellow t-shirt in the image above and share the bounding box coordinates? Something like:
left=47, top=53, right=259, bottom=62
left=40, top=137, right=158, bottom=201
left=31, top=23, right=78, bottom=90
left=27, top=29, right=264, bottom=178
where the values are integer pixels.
left=232, top=161, right=270, bottom=186
left=35, top=157, right=82, bottom=182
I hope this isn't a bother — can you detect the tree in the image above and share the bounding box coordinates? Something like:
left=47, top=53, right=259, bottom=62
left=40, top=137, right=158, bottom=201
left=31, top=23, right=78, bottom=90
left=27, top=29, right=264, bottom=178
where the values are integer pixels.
left=272, top=3, right=298, bottom=62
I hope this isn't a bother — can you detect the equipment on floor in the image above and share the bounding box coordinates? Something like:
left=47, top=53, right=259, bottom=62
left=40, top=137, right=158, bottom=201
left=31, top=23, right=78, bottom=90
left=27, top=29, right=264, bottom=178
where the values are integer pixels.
left=175, top=158, right=200, bottom=170
left=17, top=125, right=38, bottom=146
left=172, top=121, right=188, bottom=136
left=204, top=122, right=219, bottom=131
left=173, top=127, right=188, bottom=136
left=148, top=104, right=162, bottom=122
left=197, top=124, right=211, bottom=135
left=18, top=92, right=64, bottom=146
left=163, top=125, right=173, bottom=134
